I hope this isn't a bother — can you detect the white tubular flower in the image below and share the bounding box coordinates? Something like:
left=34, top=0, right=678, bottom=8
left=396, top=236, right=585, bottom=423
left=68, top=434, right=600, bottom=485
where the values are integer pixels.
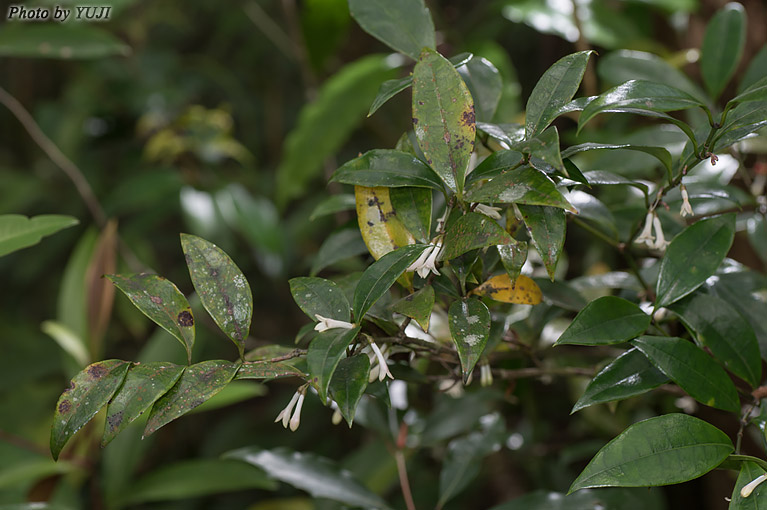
left=331, top=408, right=343, bottom=425
left=680, top=185, right=694, bottom=217
left=634, top=212, right=655, bottom=248
left=651, top=214, right=670, bottom=251
left=289, top=391, right=306, bottom=431
left=741, top=473, right=767, bottom=498
left=474, top=204, right=502, bottom=220
left=314, top=314, right=354, bottom=332
left=275, top=390, right=301, bottom=428
left=369, top=341, right=393, bottom=381
left=407, top=240, right=443, bottom=279
left=480, top=363, right=493, bottom=387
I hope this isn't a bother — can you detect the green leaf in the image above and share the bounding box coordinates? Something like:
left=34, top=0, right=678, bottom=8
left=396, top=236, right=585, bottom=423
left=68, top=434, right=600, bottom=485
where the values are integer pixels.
left=747, top=214, right=767, bottom=266
left=353, top=244, right=429, bottom=321
left=102, top=362, right=184, bottom=446
left=728, top=77, right=767, bottom=107
left=390, top=187, right=432, bottom=243
left=701, top=2, right=746, bottom=100
left=236, top=361, right=306, bottom=380
left=355, top=185, right=417, bottom=261
left=464, top=150, right=525, bottom=187
left=555, top=296, right=650, bottom=346
left=118, top=459, right=277, bottom=505
left=412, top=48, right=476, bottom=195
left=561, top=143, right=672, bottom=179
left=448, top=298, right=491, bottom=382
left=517, top=205, right=566, bottom=280
left=51, top=360, right=131, bottom=460
left=106, top=274, right=195, bottom=364
left=331, top=149, right=443, bottom=190
left=572, top=348, right=668, bottom=413
left=224, top=446, right=392, bottom=510
left=578, top=80, right=705, bottom=132
left=498, top=241, right=528, bottom=285
left=310, top=228, right=368, bottom=276
left=309, top=194, right=356, bottom=221
left=438, top=413, right=505, bottom=507
left=348, top=0, right=435, bottom=60
left=307, top=326, right=361, bottom=402
left=597, top=50, right=708, bottom=104
left=489, top=487, right=666, bottom=510
left=441, top=212, right=514, bottom=261
left=526, top=126, right=566, bottom=175
left=713, top=101, right=767, bottom=152
left=289, top=277, right=351, bottom=322
left=56, top=228, right=97, bottom=348
left=730, top=462, right=767, bottom=508
left=328, top=354, right=370, bottom=427
left=0, top=25, right=130, bottom=59
left=457, top=56, right=502, bottom=122
left=739, top=45, right=767, bottom=94
left=143, top=360, right=239, bottom=437
left=566, top=191, right=618, bottom=240
left=275, top=55, right=397, bottom=207
left=391, top=285, right=435, bottom=332
left=670, top=293, right=761, bottom=388
left=0, top=214, right=78, bottom=257
left=525, top=51, right=594, bottom=138
left=569, top=414, right=733, bottom=492
left=632, top=336, right=740, bottom=413
left=180, top=234, right=253, bottom=358
left=655, top=214, right=735, bottom=309
left=581, top=170, right=649, bottom=194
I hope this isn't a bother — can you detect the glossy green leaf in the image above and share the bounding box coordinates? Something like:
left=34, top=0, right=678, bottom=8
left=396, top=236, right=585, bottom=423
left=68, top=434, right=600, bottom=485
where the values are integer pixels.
left=331, top=149, right=443, bottom=190
left=498, top=241, right=528, bottom=285
left=579, top=80, right=705, bottom=132
left=517, top=205, right=566, bottom=280
left=562, top=143, right=672, bottom=178
left=438, top=413, right=505, bottom=507
left=236, top=361, right=306, bottom=380
left=465, top=150, right=525, bottom=187
left=225, top=446, right=392, bottom=510
left=275, top=55, right=397, bottom=207
left=706, top=271, right=767, bottom=357
left=309, top=194, right=356, bottom=221
left=181, top=234, right=252, bottom=358
left=412, top=48, right=476, bottom=195
left=457, top=56, right=502, bottom=122
left=307, top=326, right=361, bottom=402
left=747, top=214, right=767, bottom=265
left=566, top=191, right=618, bottom=240
left=730, top=461, right=767, bottom=509
left=390, top=187, right=432, bottom=243
left=441, top=212, right=514, bottom=261
left=569, top=414, right=733, bottom=492
left=489, top=487, right=666, bottom=510
left=581, top=170, right=649, bottom=194
left=670, top=293, right=761, bottom=388
left=289, top=277, right=351, bottom=323
left=632, top=336, right=740, bottom=413
left=102, top=362, right=183, bottom=446
left=392, top=285, right=435, bottom=332
left=527, top=126, right=566, bottom=175
left=348, top=0, right=434, bottom=60
left=310, top=228, right=368, bottom=276
left=353, top=244, right=429, bottom=321
left=119, top=459, right=277, bottom=505
left=525, top=51, right=593, bottom=138
left=572, top=348, right=668, bottom=413
left=555, top=296, right=650, bottom=346
left=740, top=45, right=767, bottom=94
left=701, top=2, right=746, bottom=100
left=597, top=50, right=708, bottom=104
left=448, top=298, right=491, bottom=382
left=655, top=214, right=735, bottom=308
left=0, top=25, right=130, bottom=59
left=328, top=354, right=370, bottom=427
left=0, top=214, right=78, bottom=258
left=143, top=360, right=239, bottom=437
left=106, top=274, right=195, bottom=364
left=51, top=360, right=131, bottom=460
left=713, top=102, right=767, bottom=153
left=728, top=77, right=767, bottom=107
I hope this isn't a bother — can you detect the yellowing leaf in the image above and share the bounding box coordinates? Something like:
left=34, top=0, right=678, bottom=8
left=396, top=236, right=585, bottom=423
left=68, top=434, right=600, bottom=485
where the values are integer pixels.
left=355, top=185, right=415, bottom=260
left=470, top=274, right=542, bottom=304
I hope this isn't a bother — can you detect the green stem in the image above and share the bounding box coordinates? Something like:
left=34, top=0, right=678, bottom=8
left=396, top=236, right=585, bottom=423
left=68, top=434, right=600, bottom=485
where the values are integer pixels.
left=572, top=217, right=619, bottom=248
left=728, top=455, right=767, bottom=472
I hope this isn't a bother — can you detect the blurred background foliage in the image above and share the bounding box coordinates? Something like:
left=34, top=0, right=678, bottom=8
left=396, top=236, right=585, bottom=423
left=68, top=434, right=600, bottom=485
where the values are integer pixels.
left=0, top=0, right=765, bottom=508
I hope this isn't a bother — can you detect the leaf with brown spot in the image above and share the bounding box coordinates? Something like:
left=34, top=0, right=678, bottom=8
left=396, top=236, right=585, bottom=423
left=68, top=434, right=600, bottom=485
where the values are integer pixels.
left=181, top=234, right=253, bottom=359
left=143, top=360, right=239, bottom=438
left=497, top=241, right=528, bottom=285
left=107, top=273, right=196, bottom=364
left=102, top=362, right=184, bottom=446
left=51, top=359, right=131, bottom=460
left=470, top=274, right=542, bottom=305
left=441, top=212, right=514, bottom=261
left=355, top=186, right=416, bottom=260
left=448, top=298, right=490, bottom=382
left=463, top=165, right=575, bottom=212
left=412, top=48, right=475, bottom=195
left=518, top=205, right=566, bottom=281
left=236, top=361, right=307, bottom=380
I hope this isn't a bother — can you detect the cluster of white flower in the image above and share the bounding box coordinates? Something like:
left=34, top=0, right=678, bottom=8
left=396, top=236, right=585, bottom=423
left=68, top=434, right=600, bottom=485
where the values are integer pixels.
left=406, top=240, right=443, bottom=278
left=274, top=385, right=307, bottom=432
left=634, top=212, right=670, bottom=251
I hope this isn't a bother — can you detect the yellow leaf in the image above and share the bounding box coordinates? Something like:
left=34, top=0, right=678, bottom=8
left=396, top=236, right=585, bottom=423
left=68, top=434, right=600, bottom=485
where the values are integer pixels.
left=470, top=274, right=542, bottom=305
left=355, top=185, right=415, bottom=260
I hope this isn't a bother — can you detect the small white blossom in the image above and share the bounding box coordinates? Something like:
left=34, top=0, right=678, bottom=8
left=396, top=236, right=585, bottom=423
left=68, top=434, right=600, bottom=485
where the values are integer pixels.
left=474, top=204, right=502, bottom=220
left=634, top=212, right=655, bottom=248
left=369, top=341, right=393, bottom=381
left=651, top=214, right=670, bottom=251
left=274, top=389, right=301, bottom=428
left=288, top=391, right=305, bottom=431
left=680, top=185, right=694, bottom=217
left=480, top=363, right=493, bottom=387
left=407, top=241, right=443, bottom=279
left=331, top=408, right=343, bottom=425
left=741, top=473, right=767, bottom=498
left=314, top=314, right=354, bottom=332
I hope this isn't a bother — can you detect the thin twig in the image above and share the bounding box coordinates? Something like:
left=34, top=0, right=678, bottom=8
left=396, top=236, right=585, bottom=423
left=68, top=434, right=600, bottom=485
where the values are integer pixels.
left=243, top=1, right=297, bottom=62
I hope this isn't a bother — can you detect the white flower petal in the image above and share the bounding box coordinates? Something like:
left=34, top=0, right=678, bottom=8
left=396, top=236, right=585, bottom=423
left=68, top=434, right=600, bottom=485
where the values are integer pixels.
left=314, top=314, right=354, bottom=332
left=289, top=393, right=305, bottom=431
left=680, top=186, right=694, bottom=217
left=634, top=212, right=655, bottom=248
left=741, top=473, right=767, bottom=498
